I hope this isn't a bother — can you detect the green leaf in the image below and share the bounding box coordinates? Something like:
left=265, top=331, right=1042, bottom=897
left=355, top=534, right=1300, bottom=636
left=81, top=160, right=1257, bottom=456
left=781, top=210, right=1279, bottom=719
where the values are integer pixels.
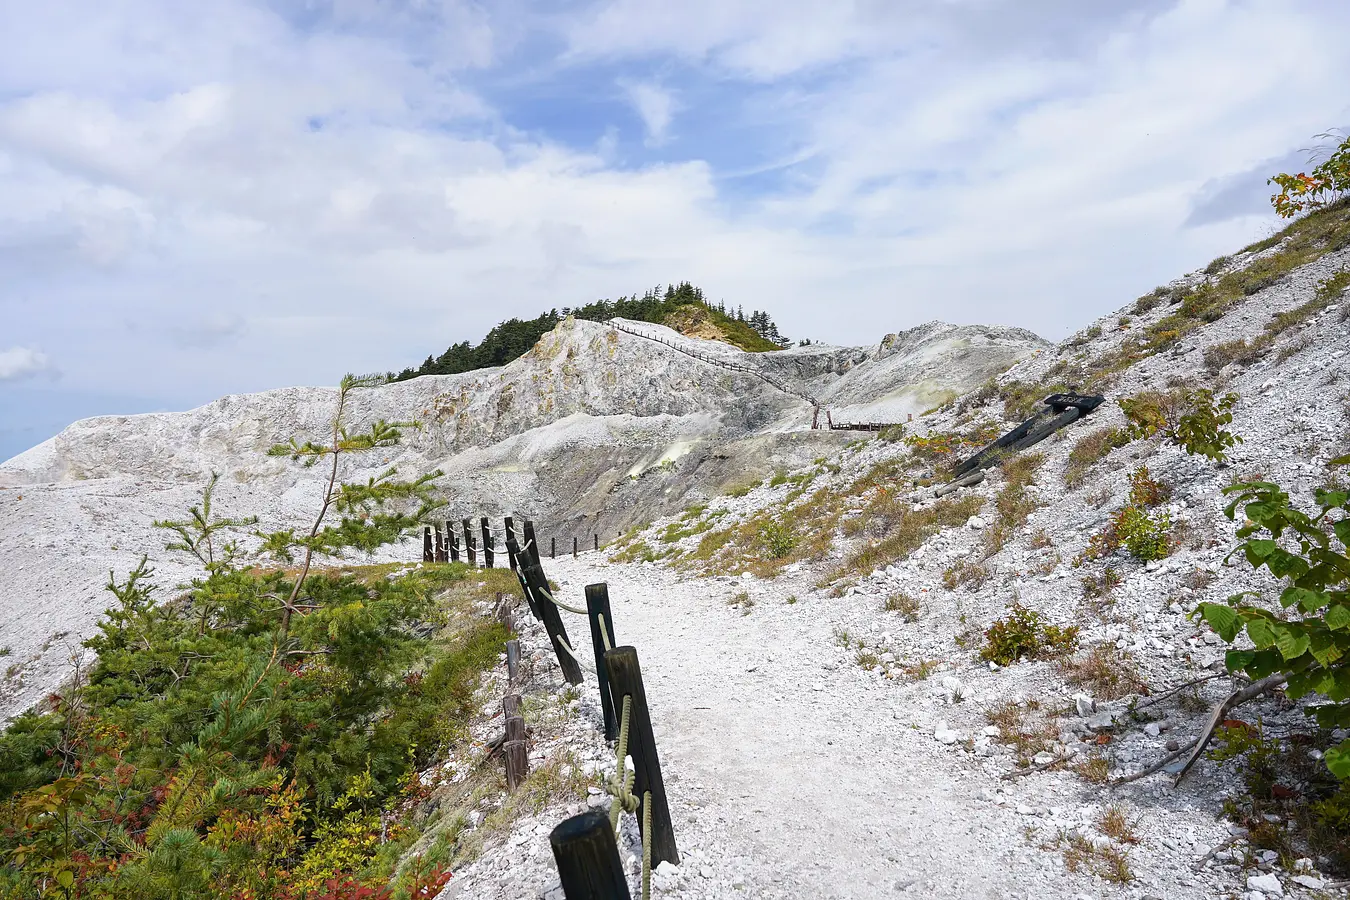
left=1273, top=624, right=1311, bottom=661
left=1330, top=453, right=1350, bottom=467
left=1245, top=538, right=1278, bottom=560
left=1327, top=604, right=1350, bottom=631
left=1326, top=740, right=1350, bottom=780
left=1200, top=603, right=1239, bottom=642
left=1316, top=489, right=1349, bottom=510
left=57, top=871, right=74, bottom=889
left=1246, top=649, right=1285, bottom=679
left=1266, top=548, right=1310, bottom=580
left=1245, top=616, right=1276, bottom=649
left=1225, top=649, right=1257, bottom=672
left=1309, top=630, right=1346, bottom=669
left=1283, top=587, right=1329, bottom=612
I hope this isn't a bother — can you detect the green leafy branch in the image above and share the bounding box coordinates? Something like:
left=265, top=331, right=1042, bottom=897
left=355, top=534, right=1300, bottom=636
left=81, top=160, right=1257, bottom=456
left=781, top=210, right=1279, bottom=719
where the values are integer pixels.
left=1195, top=454, right=1350, bottom=777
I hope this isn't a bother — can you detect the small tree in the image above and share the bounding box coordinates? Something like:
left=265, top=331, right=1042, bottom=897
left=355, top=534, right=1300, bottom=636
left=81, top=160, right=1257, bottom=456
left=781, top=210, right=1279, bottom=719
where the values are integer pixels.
left=154, top=471, right=258, bottom=575
left=1120, top=388, right=1242, bottom=463
left=257, top=373, right=443, bottom=633
left=1197, top=455, right=1350, bottom=777
left=1270, top=130, right=1350, bottom=218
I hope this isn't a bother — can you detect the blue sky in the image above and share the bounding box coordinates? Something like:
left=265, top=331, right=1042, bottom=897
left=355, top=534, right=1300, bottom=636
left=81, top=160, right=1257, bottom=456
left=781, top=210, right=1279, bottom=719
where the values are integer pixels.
left=2, top=0, right=1349, bottom=461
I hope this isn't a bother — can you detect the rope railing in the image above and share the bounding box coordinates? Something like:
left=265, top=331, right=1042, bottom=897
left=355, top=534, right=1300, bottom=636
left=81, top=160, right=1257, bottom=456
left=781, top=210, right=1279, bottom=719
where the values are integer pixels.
left=609, top=319, right=819, bottom=406
left=478, top=516, right=676, bottom=896
left=599, top=696, right=656, bottom=900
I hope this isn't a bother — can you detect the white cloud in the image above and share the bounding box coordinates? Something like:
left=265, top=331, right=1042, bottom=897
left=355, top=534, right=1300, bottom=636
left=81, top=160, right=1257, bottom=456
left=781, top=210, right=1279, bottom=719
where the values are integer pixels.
left=1, top=0, right=1349, bottom=447
left=0, top=347, right=54, bottom=381
left=621, top=80, right=677, bottom=145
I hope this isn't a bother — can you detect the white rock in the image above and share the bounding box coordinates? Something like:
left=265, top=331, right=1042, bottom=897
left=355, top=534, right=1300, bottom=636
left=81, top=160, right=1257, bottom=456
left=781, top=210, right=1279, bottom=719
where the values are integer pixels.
left=1073, top=694, right=1095, bottom=717
left=1290, top=875, right=1323, bottom=889
left=967, top=516, right=986, bottom=530
left=1143, top=722, right=1162, bottom=737
left=1246, top=872, right=1283, bottom=896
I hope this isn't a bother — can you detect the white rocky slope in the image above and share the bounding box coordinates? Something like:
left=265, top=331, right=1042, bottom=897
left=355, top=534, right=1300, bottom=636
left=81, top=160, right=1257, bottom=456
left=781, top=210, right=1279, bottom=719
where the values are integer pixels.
left=0, top=317, right=1040, bottom=723
left=533, top=240, right=1346, bottom=899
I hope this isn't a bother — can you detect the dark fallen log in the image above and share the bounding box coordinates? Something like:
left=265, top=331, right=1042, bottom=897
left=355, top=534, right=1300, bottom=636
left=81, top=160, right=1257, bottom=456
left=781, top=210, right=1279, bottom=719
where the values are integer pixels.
left=951, top=392, right=1105, bottom=478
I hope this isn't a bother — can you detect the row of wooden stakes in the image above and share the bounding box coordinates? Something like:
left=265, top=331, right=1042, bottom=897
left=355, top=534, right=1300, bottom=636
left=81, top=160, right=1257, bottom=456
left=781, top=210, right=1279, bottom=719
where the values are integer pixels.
left=422, top=517, right=602, bottom=567
left=476, top=514, right=676, bottom=899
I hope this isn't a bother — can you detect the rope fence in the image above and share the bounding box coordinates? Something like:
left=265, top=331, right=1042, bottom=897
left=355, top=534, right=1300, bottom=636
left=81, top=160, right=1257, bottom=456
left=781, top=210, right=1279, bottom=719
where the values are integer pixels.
left=421, top=516, right=610, bottom=569
left=477, top=512, right=676, bottom=899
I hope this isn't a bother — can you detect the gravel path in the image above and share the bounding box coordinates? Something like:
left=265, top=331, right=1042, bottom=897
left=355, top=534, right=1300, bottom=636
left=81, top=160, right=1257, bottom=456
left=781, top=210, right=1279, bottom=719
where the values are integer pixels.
left=537, top=555, right=1226, bottom=900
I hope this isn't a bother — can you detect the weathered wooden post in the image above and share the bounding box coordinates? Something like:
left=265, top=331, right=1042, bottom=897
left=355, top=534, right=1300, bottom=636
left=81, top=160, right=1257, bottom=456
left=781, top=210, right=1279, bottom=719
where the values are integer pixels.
left=506, top=639, right=520, bottom=685
left=551, top=537, right=556, bottom=559
left=549, top=811, right=632, bottom=900
left=521, top=562, right=583, bottom=685
left=504, top=516, right=520, bottom=572
left=516, top=569, right=542, bottom=622
left=523, top=520, right=539, bottom=566
left=594, top=533, right=599, bottom=552
left=448, top=524, right=460, bottom=563
left=573, top=536, right=578, bottom=558
left=505, top=712, right=526, bottom=744
left=504, top=693, right=521, bottom=719
left=434, top=525, right=445, bottom=563
left=481, top=517, right=494, bottom=568
left=584, top=583, right=618, bottom=741
left=604, top=646, right=678, bottom=866
left=462, top=518, right=476, bottom=567
left=504, top=738, right=528, bottom=791
left=422, top=527, right=433, bottom=563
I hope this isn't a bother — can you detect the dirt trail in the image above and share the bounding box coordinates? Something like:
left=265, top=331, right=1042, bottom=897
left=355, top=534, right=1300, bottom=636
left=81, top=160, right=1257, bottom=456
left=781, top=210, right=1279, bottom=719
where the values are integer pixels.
left=542, top=556, right=1149, bottom=900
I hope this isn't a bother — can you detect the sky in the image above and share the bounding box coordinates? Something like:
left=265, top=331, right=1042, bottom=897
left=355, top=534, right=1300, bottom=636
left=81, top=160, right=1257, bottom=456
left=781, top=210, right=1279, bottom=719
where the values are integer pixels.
left=1, top=0, right=1348, bottom=462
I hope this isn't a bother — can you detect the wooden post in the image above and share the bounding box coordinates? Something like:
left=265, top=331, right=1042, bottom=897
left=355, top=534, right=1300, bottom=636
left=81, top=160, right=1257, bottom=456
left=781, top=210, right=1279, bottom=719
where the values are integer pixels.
left=480, top=517, right=494, bottom=568
left=549, top=811, right=632, bottom=900
left=506, top=639, right=520, bottom=685
left=573, top=536, right=578, bottom=558
left=448, top=524, right=460, bottom=563
left=504, top=740, right=528, bottom=791
left=505, top=516, right=520, bottom=572
left=434, top=525, right=445, bottom=563
left=594, top=533, right=599, bottom=552
left=551, top=537, right=556, bottom=559
left=422, top=527, right=433, bottom=563
left=516, top=569, right=542, bottom=622
left=603, top=646, right=678, bottom=866
left=521, top=562, right=583, bottom=685
left=462, top=518, right=476, bottom=567
left=523, top=520, right=539, bottom=566
left=585, top=583, right=618, bottom=742
left=504, top=693, right=521, bottom=719
left=505, top=714, right=525, bottom=744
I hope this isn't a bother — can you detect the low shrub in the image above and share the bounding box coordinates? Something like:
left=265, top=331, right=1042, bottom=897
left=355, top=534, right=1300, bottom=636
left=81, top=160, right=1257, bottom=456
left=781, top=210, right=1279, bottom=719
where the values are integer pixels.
left=1081, top=566, right=1123, bottom=599
left=943, top=559, right=990, bottom=592
left=1056, top=645, right=1144, bottom=700
left=980, top=603, right=1079, bottom=666
left=1120, top=388, right=1242, bottom=463
left=883, top=593, right=921, bottom=621
left=1064, top=427, right=1130, bottom=489
left=758, top=518, right=798, bottom=559
left=985, top=452, right=1044, bottom=553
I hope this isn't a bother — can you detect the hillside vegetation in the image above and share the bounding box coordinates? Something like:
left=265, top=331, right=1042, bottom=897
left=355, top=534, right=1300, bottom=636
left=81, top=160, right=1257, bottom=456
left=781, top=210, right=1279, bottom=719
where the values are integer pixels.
left=390, top=281, right=788, bottom=382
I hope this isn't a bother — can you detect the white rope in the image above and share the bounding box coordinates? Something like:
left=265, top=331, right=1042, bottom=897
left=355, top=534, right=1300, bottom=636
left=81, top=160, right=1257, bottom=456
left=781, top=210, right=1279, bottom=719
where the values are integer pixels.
left=536, top=585, right=588, bottom=616
left=554, top=634, right=596, bottom=674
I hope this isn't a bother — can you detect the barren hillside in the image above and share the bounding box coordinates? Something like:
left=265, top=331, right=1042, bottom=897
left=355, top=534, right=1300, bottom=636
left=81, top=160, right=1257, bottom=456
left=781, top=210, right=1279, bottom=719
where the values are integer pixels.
left=0, top=316, right=1041, bottom=723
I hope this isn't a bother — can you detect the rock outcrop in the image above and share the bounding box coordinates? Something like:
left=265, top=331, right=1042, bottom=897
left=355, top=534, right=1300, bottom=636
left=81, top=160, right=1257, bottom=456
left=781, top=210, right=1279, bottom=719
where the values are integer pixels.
left=0, top=316, right=1044, bottom=721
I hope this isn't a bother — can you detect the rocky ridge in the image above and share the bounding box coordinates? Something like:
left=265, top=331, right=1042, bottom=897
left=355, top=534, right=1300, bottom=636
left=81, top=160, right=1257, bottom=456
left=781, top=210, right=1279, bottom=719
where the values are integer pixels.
left=0, top=316, right=1040, bottom=723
